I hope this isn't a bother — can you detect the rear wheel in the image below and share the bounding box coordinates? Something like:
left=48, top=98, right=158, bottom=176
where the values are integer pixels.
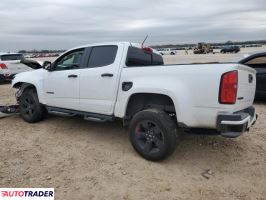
left=129, top=109, right=178, bottom=161
left=19, top=88, right=46, bottom=123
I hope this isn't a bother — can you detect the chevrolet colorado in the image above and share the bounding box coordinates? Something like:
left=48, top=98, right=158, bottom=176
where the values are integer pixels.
left=12, top=42, right=257, bottom=161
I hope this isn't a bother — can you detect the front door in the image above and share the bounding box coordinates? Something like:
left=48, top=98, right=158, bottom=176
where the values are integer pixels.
left=43, top=48, right=85, bottom=110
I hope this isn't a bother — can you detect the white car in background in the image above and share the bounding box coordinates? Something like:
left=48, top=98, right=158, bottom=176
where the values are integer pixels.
left=0, top=53, right=42, bottom=84
left=156, top=48, right=176, bottom=55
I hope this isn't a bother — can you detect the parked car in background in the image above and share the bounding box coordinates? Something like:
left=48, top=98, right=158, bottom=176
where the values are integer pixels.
left=0, top=53, right=28, bottom=83
left=221, top=46, right=240, bottom=53
left=157, top=48, right=176, bottom=55
left=12, top=42, right=257, bottom=161
left=0, top=53, right=43, bottom=84
left=239, top=52, right=266, bottom=99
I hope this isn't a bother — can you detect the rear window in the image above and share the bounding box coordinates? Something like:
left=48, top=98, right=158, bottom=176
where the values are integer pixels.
left=1, top=54, right=24, bottom=61
left=88, top=46, right=118, bottom=68
left=126, top=46, right=164, bottom=67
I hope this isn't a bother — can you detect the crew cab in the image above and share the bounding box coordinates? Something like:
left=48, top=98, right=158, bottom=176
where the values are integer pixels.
left=12, top=42, right=257, bottom=161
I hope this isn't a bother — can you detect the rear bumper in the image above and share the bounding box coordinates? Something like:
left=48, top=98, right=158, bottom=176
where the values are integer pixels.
left=217, top=106, right=257, bottom=138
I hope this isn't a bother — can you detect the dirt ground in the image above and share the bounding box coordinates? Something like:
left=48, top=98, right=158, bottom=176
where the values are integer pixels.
left=1, top=48, right=266, bottom=200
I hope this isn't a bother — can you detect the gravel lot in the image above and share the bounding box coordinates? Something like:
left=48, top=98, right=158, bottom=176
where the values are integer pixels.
left=1, top=48, right=266, bottom=200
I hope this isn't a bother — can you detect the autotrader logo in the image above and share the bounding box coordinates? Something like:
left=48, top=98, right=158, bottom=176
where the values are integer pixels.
left=0, top=188, right=54, bottom=200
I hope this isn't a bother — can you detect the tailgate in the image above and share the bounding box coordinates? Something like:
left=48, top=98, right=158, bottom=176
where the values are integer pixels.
left=236, top=64, right=256, bottom=107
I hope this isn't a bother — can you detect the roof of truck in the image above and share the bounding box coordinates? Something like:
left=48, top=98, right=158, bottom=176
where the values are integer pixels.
left=67, top=42, right=142, bottom=52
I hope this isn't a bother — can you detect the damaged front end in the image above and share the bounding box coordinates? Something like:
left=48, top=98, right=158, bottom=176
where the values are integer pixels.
left=0, top=105, right=19, bottom=114
left=20, top=59, right=43, bottom=70
left=0, top=84, right=26, bottom=118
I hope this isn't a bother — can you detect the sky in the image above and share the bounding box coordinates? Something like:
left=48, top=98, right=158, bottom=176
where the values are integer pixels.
left=0, top=0, right=266, bottom=51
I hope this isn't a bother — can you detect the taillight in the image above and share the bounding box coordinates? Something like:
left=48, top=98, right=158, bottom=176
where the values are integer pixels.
left=219, top=70, right=238, bottom=104
left=0, top=63, right=7, bottom=69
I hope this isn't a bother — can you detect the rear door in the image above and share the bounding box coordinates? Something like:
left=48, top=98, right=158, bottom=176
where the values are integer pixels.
left=79, top=44, right=124, bottom=115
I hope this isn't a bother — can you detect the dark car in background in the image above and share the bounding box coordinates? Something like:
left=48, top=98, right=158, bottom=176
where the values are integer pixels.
left=239, top=52, right=266, bottom=99
left=221, top=46, right=240, bottom=53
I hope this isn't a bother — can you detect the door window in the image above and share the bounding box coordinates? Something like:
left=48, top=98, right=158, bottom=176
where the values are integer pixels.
left=87, top=46, right=118, bottom=68
left=54, top=49, right=84, bottom=71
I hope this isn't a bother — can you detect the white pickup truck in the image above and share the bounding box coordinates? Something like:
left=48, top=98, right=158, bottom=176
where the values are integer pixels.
left=12, top=42, right=257, bottom=161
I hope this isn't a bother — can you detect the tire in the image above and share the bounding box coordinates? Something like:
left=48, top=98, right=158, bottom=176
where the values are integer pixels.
left=129, top=109, right=178, bottom=161
left=19, top=88, right=46, bottom=123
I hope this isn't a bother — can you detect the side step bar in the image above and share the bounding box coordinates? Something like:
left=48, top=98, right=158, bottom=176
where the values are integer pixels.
left=46, top=106, right=114, bottom=123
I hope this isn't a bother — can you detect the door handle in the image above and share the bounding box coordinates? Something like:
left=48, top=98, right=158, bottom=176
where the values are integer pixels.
left=68, top=74, right=78, bottom=78
left=101, top=73, right=113, bottom=77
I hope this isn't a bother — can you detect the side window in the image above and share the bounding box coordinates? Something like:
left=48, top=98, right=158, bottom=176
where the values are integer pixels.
left=88, top=46, right=118, bottom=68
left=126, top=46, right=164, bottom=66
left=54, top=49, right=84, bottom=71
left=245, top=56, right=266, bottom=65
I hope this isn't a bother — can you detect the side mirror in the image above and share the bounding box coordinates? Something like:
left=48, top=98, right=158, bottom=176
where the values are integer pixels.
left=42, top=61, right=52, bottom=71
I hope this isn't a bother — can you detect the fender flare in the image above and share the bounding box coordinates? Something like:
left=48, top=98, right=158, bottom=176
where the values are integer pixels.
left=14, top=82, right=37, bottom=100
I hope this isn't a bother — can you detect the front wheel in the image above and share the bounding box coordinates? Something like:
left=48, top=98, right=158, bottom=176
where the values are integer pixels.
left=19, top=88, right=46, bottom=123
left=129, top=109, right=178, bottom=161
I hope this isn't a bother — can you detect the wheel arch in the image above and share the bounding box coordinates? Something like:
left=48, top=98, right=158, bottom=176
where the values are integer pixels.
left=124, top=93, right=177, bottom=123
left=13, top=82, right=35, bottom=89
left=13, top=82, right=39, bottom=101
